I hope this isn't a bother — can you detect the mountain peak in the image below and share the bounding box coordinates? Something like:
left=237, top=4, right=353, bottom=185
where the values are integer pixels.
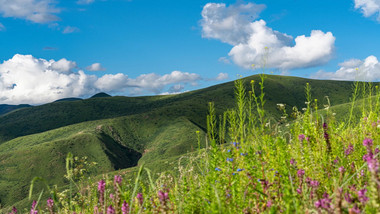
left=91, top=92, right=112, bottom=98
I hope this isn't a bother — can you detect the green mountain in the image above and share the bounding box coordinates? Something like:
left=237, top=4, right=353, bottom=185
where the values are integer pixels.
left=0, top=75, right=370, bottom=208
left=0, top=104, right=31, bottom=116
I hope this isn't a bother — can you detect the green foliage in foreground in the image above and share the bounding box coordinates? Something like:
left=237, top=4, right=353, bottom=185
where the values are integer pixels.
left=6, top=76, right=380, bottom=213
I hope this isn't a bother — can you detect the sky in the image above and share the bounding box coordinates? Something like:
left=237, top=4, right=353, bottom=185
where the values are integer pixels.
left=0, top=0, right=380, bottom=105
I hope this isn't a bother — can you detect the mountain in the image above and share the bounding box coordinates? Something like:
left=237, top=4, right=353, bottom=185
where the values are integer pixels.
left=53, top=97, right=83, bottom=103
left=0, top=104, right=31, bottom=116
left=91, top=92, right=112, bottom=98
left=0, top=75, right=373, bottom=208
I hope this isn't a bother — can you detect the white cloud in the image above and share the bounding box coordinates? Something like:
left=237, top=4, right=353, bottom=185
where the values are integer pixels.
left=126, top=71, right=201, bottom=94
left=0, top=23, right=5, bottom=31
left=201, top=3, right=335, bottom=70
left=63, top=26, right=80, bottom=34
left=0, top=54, right=202, bottom=104
left=312, top=55, right=380, bottom=81
left=218, top=57, right=231, bottom=64
left=0, top=0, right=60, bottom=23
left=86, top=63, right=106, bottom=71
left=355, top=0, right=380, bottom=21
left=215, top=72, right=229, bottom=81
left=77, top=0, right=95, bottom=4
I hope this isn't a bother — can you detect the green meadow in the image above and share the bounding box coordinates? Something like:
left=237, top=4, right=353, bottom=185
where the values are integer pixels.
left=1, top=74, right=380, bottom=213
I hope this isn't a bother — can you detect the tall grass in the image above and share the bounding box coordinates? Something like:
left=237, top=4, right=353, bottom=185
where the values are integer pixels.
left=9, top=76, right=380, bottom=213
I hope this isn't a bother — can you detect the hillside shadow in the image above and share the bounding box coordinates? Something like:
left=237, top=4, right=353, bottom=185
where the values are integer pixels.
left=98, top=133, right=142, bottom=170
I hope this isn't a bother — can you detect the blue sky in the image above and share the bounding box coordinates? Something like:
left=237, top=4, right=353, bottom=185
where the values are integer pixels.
left=0, top=0, right=380, bottom=104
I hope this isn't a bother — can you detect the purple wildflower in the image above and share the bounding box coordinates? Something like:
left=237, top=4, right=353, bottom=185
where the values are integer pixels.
left=114, top=175, right=122, bottom=186
left=358, top=189, right=369, bottom=203
left=351, top=205, right=361, bottom=214
left=297, top=169, right=305, bottom=178
left=215, top=167, right=222, bottom=171
left=296, top=188, right=302, bottom=194
left=10, top=206, right=17, bottom=214
left=367, top=156, right=379, bottom=173
left=237, top=168, right=244, bottom=172
left=30, top=201, right=38, bottom=214
left=298, top=134, right=305, bottom=141
left=136, top=193, right=143, bottom=205
left=266, top=200, right=272, bottom=208
left=344, top=144, right=354, bottom=156
left=339, top=166, right=345, bottom=174
left=107, top=205, right=115, bottom=214
left=375, top=148, right=380, bottom=154
left=158, top=190, right=169, bottom=203
left=98, top=179, right=106, bottom=193
left=122, top=201, right=129, bottom=214
left=226, top=158, right=233, bottom=162
left=323, top=123, right=331, bottom=153
left=314, top=193, right=332, bottom=210
left=47, top=198, right=54, bottom=213
left=290, top=159, right=296, bottom=166
left=310, top=180, right=320, bottom=188
left=344, top=192, right=353, bottom=204
left=363, top=138, right=373, bottom=147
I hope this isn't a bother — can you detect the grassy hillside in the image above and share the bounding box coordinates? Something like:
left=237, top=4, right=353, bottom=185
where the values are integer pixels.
left=0, top=75, right=374, bottom=209
left=0, top=75, right=360, bottom=144
left=0, top=104, right=31, bottom=116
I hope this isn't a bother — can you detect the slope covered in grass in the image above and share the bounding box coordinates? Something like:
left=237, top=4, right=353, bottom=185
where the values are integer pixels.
left=0, top=75, right=374, bottom=209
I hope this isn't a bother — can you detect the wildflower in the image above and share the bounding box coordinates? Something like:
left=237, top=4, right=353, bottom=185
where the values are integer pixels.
left=110, top=193, right=114, bottom=199
left=226, top=158, right=233, bottom=162
left=122, top=201, right=129, bottom=214
left=158, top=190, right=169, bottom=203
left=296, top=188, right=302, bottom=194
left=237, top=168, right=244, bottom=172
left=290, top=159, right=296, bottom=166
left=215, top=167, right=222, bottom=171
left=344, top=192, right=353, bottom=204
left=298, top=134, right=305, bottom=141
left=375, top=148, right=380, bottom=154
left=323, top=123, right=331, bottom=153
left=30, top=201, right=38, bottom=214
left=266, top=200, right=272, bottom=208
left=297, top=169, right=305, bottom=178
left=339, top=166, right=345, bottom=174
left=367, top=156, right=379, bottom=173
left=107, top=205, right=115, bottom=214
left=333, top=157, right=339, bottom=164
left=227, top=149, right=231, bottom=152
left=47, top=198, right=54, bottom=214
left=314, top=193, right=332, bottom=210
left=240, top=153, right=247, bottom=156
left=350, top=205, right=361, bottom=214
left=363, top=138, right=373, bottom=147
left=310, top=180, right=320, bottom=188
left=137, top=193, right=143, bottom=205
left=344, top=144, right=354, bottom=156
left=114, top=175, right=122, bottom=186
left=358, top=189, right=369, bottom=203
left=10, top=206, right=17, bottom=214
left=98, top=179, right=106, bottom=193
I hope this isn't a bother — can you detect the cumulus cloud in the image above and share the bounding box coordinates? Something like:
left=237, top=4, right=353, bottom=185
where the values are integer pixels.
left=0, top=54, right=202, bottom=104
left=0, top=0, right=60, bottom=23
left=63, top=26, right=80, bottom=34
left=201, top=2, right=335, bottom=70
left=86, top=63, right=106, bottom=71
left=312, top=55, right=380, bottom=81
left=215, top=72, right=229, bottom=81
left=355, top=0, right=380, bottom=21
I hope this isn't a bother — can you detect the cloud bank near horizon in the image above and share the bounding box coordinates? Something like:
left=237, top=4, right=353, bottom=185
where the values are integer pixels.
left=0, top=54, right=212, bottom=105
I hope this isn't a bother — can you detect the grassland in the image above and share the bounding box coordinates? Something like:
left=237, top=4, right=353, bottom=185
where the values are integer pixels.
left=0, top=74, right=378, bottom=211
